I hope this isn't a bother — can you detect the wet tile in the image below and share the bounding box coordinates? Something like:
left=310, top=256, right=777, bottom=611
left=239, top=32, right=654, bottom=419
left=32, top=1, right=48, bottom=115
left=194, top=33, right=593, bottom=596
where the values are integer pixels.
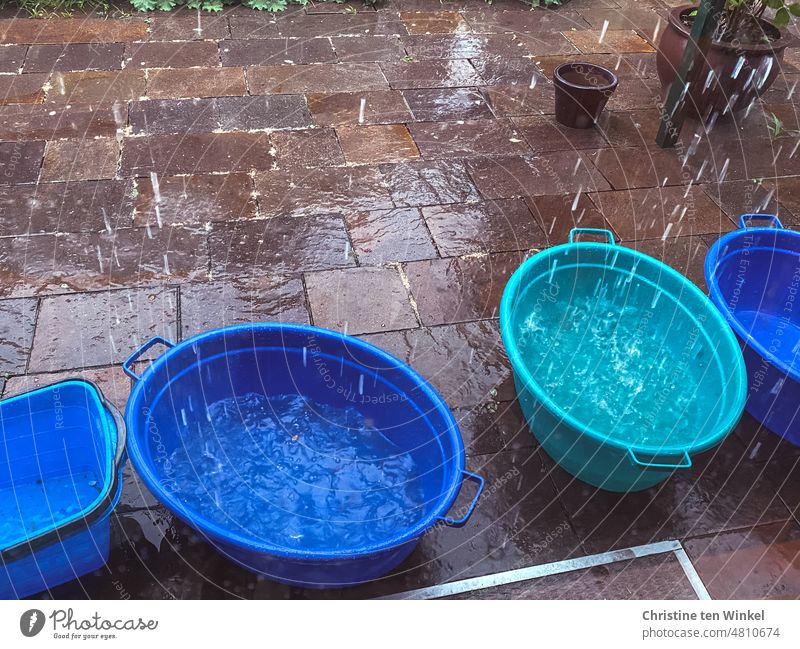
left=128, top=98, right=217, bottom=136
left=564, top=29, right=655, bottom=54
left=462, top=9, right=588, bottom=35
left=400, top=34, right=538, bottom=61
left=337, top=124, right=419, bottom=164
left=423, top=199, right=544, bottom=256
left=400, top=10, right=467, bottom=35
left=471, top=58, right=546, bottom=86
left=133, top=173, right=256, bottom=227
left=217, top=95, right=313, bottom=130
left=409, top=119, right=530, bottom=158
left=362, top=320, right=513, bottom=407
left=180, top=276, right=309, bottom=338
left=0, top=73, right=46, bottom=104
left=29, top=287, right=178, bottom=372
left=588, top=186, right=734, bottom=242
left=307, top=90, right=413, bottom=126
left=684, top=521, right=800, bottom=599
left=209, top=215, right=353, bottom=276
left=0, top=140, right=44, bottom=185
left=0, top=298, right=37, bottom=374
left=331, top=35, right=406, bottom=63
left=512, top=115, right=610, bottom=152
left=305, top=266, right=418, bottom=335
left=41, top=137, right=119, bottom=182
left=606, top=76, right=661, bottom=111
left=534, top=53, right=658, bottom=81
left=0, top=18, right=148, bottom=44
left=525, top=193, right=609, bottom=245
left=0, top=226, right=208, bottom=297
left=455, top=400, right=534, bottom=457
left=0, top=180, right=133, bottom=235
left=598, top=108, right=666, bottom=148
left=147, top=67, right=246, bottom=100
left=402, top=87, right=492, bottom=121
left=227, top=14, right=281, bottom=40
left=380, top=159, right=480, bottom=207
left=247, top=63, right=388, bottom=94
left=220, top=38, right=336, bottom=66
left=0, top=44, right=26, bottom=72
left=405, top=251, right=527, bottom=326
left=548, top=436, right=793, bottom=554
left=466, top=152, right=610, bottom=199
left=482, top=83, right=556, bottom=117
left=0, top=104, right=117, bottom=141
left=305, top=0, right=374, bottom=13
left=47, top=70, right=146, bottom=105
left=587, top=146, right=688, bottom=189
left=125, top=41, right=220, bottom=69
left=381, top=59, right=481, bottom=89
left=121, top=133, right=273, bottom=175
left=148, top=11, right=230, bottom=41
left=271, top=128, right=345, bottom=168
left=448, top=553, right=698, bottom=600
left=625, top=235, right=710, bottom=292
left=345, top=207, right=436, bottom=265
left=24, top=43, right=125, bottom=73
left=763, top=176, right=800, bottom=225
left=254, top=167, right=393, bottom=217
left=270, top=12, right=407, bottom=38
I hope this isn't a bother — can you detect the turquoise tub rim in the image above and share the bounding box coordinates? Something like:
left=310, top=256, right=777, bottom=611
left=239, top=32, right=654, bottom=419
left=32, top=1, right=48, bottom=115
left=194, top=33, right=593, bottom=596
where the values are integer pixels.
left=499, top=234, right=748, bottom=458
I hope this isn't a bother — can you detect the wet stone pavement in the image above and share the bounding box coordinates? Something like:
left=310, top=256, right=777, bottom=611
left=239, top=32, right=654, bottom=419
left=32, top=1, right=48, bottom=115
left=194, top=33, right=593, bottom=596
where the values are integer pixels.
left=1, top=0, right=799, bottom=599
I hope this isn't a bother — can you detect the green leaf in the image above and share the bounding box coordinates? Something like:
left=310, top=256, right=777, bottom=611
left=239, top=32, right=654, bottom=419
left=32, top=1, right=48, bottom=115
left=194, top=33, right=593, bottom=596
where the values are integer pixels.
left=790, top=3, right=800, bottom=17
left=775, top=6, right=791, bottom=27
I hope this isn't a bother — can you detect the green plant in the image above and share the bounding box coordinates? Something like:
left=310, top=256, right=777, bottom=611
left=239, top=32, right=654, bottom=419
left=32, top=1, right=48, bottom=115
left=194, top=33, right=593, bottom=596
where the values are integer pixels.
left=708, top=1, right=800, bottom=42
left=1, top=0, right=113, bottom=17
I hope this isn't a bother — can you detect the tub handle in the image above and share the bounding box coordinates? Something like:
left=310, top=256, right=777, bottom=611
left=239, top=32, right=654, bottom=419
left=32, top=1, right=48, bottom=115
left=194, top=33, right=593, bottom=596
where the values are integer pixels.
left=739, top=213, right=784, bottom=230
left=569, top=228, right=616, bottom=244
left=438, top=471, right=485, bottom=528
left=123, top=335, right=175, bottom=380
left=627, top=449, right=692, bottom=470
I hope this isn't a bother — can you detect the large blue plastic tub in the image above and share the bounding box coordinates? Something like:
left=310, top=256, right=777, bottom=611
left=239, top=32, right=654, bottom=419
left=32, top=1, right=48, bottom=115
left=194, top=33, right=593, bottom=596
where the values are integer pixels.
left=123, top=324, right=483, bottom=588
left=705, top=214, right=800, bottom=445
left=500, top=228, right=747, bottom=492
left=0, top=380, right=125, bottom=599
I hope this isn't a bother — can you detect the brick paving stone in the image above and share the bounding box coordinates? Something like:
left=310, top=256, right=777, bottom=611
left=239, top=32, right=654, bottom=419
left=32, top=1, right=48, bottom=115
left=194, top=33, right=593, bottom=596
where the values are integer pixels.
left=0, top=179, right=133, bottom=235
left=566, top=29, right=656, bottom=55
left=423, top=199, right=545, bottom=256
left=208, top=215, right=353, bottom=276
left=379, top=159, right=480, bottom=207
left=0, top=140, right=44, bottom=185
left=400, top=34, right=540, bottom=61
left=512, top=115, right=610, bottom=152
left=345, top=207, right=436, bottom=264
left=147, top=67, right=246, bottom=100
left=24, top=43, right=125, bottom=73
left=578, top=5, right=665, bottom=35
left=217, top=95, right=312, bottom=130
left=47, top=70, right=145, bottom=105
left=254, top=167, right=393, bottom=216
left=265, top=12, right=407, bottom=38
left=336, top=124, right=419, bottom=164
left=0, top=18, right=148, bottom=45
left=402, top=87, right=493, bottom=121
left=180, top=276, right=308, bottom=338
left=462, top=9, right=589, bottom=35
left=133, top=173, right=256, bottom=227
left=305, top=266, right=418, bottom=335
left=220, top=38, right=335, bottom=66
left=702, top=179, right=787, bottom=223
left=128, top=98, right=217, bottom=136
left=399, top=10, right=467, bottom=35
left=121, top=132, right=273, bottom=175
left=0, top=297, right=37, bottom=374
left=405, top=251, right=527, bottom=326
left=0, top=44, right=26, bottom=72
left=41, top=137, right=119, bottom=182
left=0, top=104, right=117, bottom=141
left=306, top=0, right=374, bottom=13
left=453, top=399, right=533, bottom=457
left=606, top=76, right=662, bottom=111
left=627, top=235, right=710, bottom=291
left=330, top=36, right=406, bottom=63
left=408, top=119, right=530, bottom=158
left=226, top=15, right=281, bottom=40
left=148, top=11, right=230, bottom=41
left=381, top=59, right=482, bottom=89
left=481, top=84, right=556, bottom=117
left=28, top=287, right=178, bottom=372
left=271, top=128, right=345, bottom=168
left=0, top=73, right=46, bottom=105
left=525, top=193, right=610, bottom=245
left=307, top=91, right=413, bottom=126
left=247, top=63, right=388, bottom=94
left=598, top=108, right=664, bottom=148
left=534, top=53, right=658, bottom=80
left=586, top=146, right=688, bottom=189
left=125, top=42, right=220, bottom=69
left=470, top=58, right=546, bottom=86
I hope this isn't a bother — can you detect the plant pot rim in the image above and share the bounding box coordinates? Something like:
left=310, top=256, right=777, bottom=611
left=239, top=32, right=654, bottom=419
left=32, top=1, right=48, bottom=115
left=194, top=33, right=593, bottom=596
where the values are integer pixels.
left=668, top=5, right=794, bottom=53
left=554, top=62, right=619, bottom=92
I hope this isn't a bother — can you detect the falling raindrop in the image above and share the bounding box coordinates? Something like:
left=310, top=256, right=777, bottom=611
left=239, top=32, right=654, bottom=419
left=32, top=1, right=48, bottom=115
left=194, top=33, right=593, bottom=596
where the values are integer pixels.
left=788, top=81, right=797, bottom=101
left=683, top=179, right=694, bottom=197
left=96, top=245, right=104, bottom=273
left=572, top=156, right=582, bottom=175
left=718, top=158, right=730, bottom=183
left=771, top=145, right=783, bottom=166
left=358, top=374, right=364, bottom=395
left=598, top=19, right=609, bottom=44
left=529, top=74, right=537, bottom=90
left=652, top=17, right=662, bottom=43
left=101, top=208, right=112, bottom=234
left=344, top=240, right=350, bottom=260
left=731, top=56, right=745, bottom=79
left=789, top=138, right=800, bottom=158
left=549, top=259, right=558, bottom=283
left=163, top=253, right=171, bottom=275
left=661, top=223, right=674, bottom=241
left=194, top=8, right=203, bottom=37
left=571, top=187, right=582, bottom=211
left=302, top=346, right=308, bottom=367
left=358, top=97, right=366, bottom=124
left=758, top=56, right=774, bottom=88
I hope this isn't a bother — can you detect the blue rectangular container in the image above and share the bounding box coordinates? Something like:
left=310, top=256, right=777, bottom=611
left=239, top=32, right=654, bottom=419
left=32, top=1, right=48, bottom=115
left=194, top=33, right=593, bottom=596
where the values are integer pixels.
left=0, top=380, right=125, bottom=599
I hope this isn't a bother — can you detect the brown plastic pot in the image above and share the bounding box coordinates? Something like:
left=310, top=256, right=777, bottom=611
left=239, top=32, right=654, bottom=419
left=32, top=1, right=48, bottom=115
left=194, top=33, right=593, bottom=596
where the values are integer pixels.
left=554, top=62, right=619, bottom=129
left=656, top=6, right=793, bottom=115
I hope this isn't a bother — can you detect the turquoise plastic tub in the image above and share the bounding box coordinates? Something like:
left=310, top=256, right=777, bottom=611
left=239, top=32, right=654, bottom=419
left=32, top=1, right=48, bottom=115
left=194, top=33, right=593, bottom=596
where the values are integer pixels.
left=500, top=228, right=747, bottom=491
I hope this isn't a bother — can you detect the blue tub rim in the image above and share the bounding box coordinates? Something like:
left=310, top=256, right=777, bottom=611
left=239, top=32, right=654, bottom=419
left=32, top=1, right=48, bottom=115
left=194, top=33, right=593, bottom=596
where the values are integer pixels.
left=124, top=323, right=481, bottom=561
left=705, top=213, right=800, bottom=383
left=0, top=378, right=126, bottom=561
left=499, top=228, right=747, bottom=459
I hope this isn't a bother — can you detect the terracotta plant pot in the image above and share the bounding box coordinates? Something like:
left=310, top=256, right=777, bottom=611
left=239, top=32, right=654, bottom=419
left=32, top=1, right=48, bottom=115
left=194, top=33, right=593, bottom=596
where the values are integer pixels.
left=553, top=62, right=619, bottom=129
left=656, top=5, right=793, bottom=116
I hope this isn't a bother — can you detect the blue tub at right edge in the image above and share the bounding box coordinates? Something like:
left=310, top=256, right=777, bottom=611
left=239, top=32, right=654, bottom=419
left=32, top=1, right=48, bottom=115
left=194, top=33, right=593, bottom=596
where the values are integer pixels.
left=705, top=214, right=800, bottom=445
